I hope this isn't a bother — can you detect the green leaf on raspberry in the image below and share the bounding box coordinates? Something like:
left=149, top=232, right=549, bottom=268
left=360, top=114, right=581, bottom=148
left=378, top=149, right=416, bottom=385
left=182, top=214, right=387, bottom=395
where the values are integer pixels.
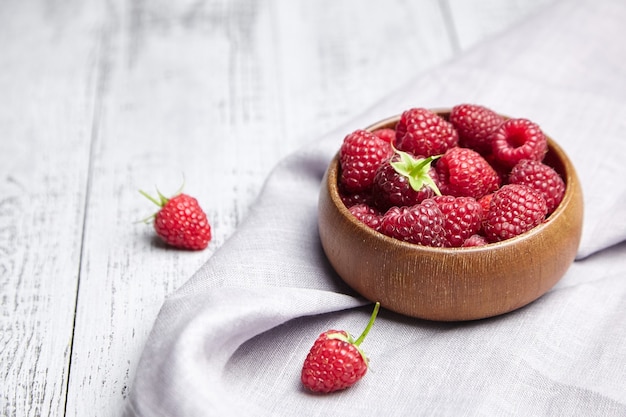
left=390, top=148, right=442, bottom=196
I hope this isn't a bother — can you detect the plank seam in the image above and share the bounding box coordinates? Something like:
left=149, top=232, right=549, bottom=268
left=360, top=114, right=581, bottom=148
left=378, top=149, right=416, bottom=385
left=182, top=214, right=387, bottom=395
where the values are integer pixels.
left=62, top=4, right=115, bottom=415
left=439, top=0, right=462, bottom=55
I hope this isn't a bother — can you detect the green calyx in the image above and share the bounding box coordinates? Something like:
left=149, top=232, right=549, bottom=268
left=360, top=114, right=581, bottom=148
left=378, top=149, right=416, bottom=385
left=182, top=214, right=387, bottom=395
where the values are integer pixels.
left=139, top=189, right=170, bottom=209
left=138, top=181, right=185, bottom=223
left=389, top=147, right=442, bottom=196
left=327, top=301, right=381, bottom=365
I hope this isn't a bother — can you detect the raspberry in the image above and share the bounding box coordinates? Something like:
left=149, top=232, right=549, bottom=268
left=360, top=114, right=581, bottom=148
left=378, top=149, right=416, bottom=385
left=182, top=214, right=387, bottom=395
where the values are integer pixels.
left=371, top=155, right=436, bottom=211
left=490, top=118, right=547, bottom=168
left=141, top=190, right=212, bottom=250
left=449, top=104, right=505, bottom=155
left=435, top=147, right=501, bottom=199
left=477, top=193, right=493, bottom=216
left=301, top=303, right=380, bottom=393
left=349, top=203, right=383, bottom=231
left=395, top=108, right=458, bottom=157
left=432, top=195, right=484, bottom=247
left=508, top=159, right=565, bottom=214
left=483, top=184, right=548, bottom=243
left=379, top=199, right=447, bottom=247
left=462, top=234, right=488, bottom=247
left=339, top=130, right=393, bottom=193
left=483, top=153, right=512, bottom=185
left=372, top=128, right=396, bottom=144
left=338, top=184, right=374, bottom=208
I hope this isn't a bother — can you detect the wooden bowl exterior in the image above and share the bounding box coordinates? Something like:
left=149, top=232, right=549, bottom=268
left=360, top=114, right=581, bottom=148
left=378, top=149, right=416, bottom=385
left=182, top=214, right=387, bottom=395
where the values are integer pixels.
left=318, top=113, right=584, bottom=321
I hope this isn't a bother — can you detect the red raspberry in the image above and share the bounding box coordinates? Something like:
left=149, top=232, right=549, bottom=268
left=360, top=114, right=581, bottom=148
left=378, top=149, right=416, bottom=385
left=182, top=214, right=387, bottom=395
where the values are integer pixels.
left=349, top=203, right=383, bottom=231
left=379, top=199, right=447, bottom=247
left=477, top=193, right=493, bottom=216
left=372, top=128, right=396, bottom=144
left=490, top=118, right=547, bottom=168
left=338, top=184, right=374, bottom=208
left=371, top=156, right=436, bottom=211
left=462, top=234, right=488, bottom=247
left=395, top=108, right=458, bottom=157
left=483, top=153, right=512, bottom=185
left=301, top=302, right=380, bottom=393
left=141, top=190, right=212, bottom=250
left=435, top=147, right=501, bottom=199
left=339, top=130, right=393, bottom=193
left=432, top=195, right=484, bottom=247
left=449, top=104, right=505, bottom=155
left=508, top=159, right=565, bottom=214
left=483, top=184, right=548, bottom=243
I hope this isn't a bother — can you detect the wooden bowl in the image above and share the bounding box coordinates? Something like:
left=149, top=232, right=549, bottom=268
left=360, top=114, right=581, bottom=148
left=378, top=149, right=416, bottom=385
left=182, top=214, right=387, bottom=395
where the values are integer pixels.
left=318, top=111, right=584, bottom=321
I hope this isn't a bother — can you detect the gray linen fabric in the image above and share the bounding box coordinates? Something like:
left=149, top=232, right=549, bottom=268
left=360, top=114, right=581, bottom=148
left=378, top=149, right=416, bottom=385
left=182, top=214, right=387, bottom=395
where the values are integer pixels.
left=125, top=0, right=626, bottom=415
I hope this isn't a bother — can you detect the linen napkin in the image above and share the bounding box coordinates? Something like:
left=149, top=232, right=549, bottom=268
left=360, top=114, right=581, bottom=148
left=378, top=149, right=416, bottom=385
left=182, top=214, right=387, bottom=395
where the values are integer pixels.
left=125, top=0, right=626, bottom=415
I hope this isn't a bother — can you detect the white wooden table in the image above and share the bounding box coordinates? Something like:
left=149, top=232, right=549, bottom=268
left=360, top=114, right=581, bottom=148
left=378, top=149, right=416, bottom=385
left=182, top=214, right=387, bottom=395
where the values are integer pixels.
left=1, top=1, right=553, bottom=415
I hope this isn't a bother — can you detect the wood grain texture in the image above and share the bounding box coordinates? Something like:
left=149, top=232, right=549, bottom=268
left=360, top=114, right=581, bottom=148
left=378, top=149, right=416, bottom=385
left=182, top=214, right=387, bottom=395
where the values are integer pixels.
left=0, top=1, right=553, bottom=416
left=0, top=1, right=104, bottom=416
left=446, top=0, right=555, bottom=50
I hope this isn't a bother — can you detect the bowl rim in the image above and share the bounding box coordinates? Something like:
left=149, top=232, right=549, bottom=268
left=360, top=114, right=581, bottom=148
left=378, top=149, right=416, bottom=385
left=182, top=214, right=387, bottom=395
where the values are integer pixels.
left=326, top=110, right=579, bottom=254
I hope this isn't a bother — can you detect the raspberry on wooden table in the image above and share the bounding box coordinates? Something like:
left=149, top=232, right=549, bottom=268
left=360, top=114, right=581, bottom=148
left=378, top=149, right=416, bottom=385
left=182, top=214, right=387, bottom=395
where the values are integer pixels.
left=140, top=190, right=212, bottom=250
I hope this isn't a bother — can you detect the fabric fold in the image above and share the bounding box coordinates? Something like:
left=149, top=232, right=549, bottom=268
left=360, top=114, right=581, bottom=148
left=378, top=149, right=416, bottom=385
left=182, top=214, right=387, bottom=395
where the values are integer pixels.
left=127, top=287, right=367, bottom=417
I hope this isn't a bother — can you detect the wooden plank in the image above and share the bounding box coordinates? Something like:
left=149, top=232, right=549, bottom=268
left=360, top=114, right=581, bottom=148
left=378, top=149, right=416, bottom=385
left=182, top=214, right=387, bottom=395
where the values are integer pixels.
left=271, top=0, right=455, bottom=141
left=445, top=0, right=556, bottom=50
left=63, top=1, right=453, bottom=415
left=0, top=1, right=104, bottom=416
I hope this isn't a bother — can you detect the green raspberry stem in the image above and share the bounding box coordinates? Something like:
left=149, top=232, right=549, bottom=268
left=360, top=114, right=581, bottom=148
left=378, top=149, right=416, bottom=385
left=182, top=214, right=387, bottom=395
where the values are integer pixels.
left=139, top=189, right=163, bottom=207
left=354, top=301, right=380, bottom=346
left=138, top=188, right=172, bottom=224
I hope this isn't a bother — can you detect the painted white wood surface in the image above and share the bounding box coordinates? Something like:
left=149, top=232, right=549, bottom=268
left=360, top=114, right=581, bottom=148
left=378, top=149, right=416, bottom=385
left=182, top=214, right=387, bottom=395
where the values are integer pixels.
left=0, top=1, right=553, bottom=416
left=0, top=1, right=103, bottom=415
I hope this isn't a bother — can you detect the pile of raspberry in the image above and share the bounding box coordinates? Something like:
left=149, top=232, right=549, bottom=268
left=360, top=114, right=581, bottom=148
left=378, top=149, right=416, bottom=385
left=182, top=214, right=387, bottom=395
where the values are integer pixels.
left=338, top=104, right=566, bottom=248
